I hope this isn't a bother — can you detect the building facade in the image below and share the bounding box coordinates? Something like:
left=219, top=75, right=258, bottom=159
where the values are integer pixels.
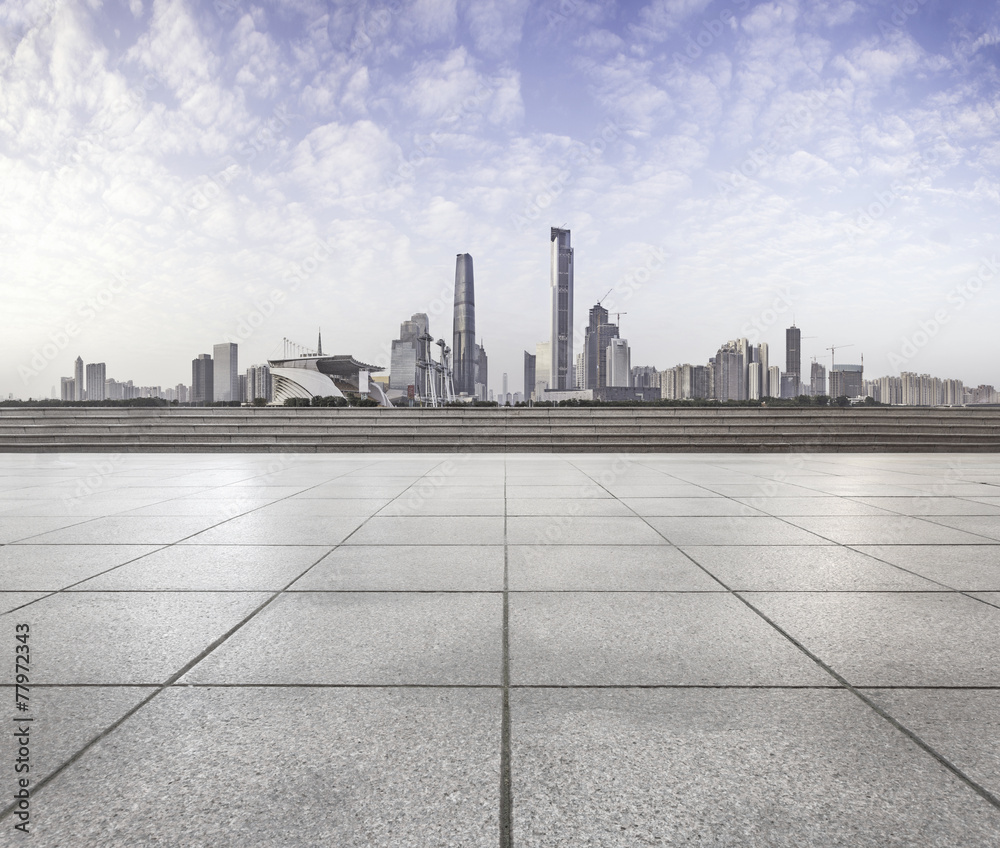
left=213, top=343, right=239, bottom=402
left=549, top=227, right=574, bottom=389
left=192, top=354, right=213, bottom=405
left=85, top=363, right=106, bottom=401
left=452, top=254, right=476, bottom=396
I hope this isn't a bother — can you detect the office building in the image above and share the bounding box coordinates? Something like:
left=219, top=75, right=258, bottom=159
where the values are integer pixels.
left=74, top=356, right=84, bottom=401
left=534, top=341, right=551, bottom=399
left=390, top=314, right=428, bottom=393
left=452, top=254, right=476, bottom=396
left=583, top=303, right=619, bottom=390
left=213, top=343, right=239, bottom=402
left=830, top=363, right=864, bottom=399
left=502, top=372, right=508, bottom=398
left=474, top=342, right=488, bottom=401
left=631, top=366, right=659, bottom=390
left=606, top=338, right=631, bottom=387
left=759, top=342, right=770, bottom=397
left=810, top=361, right=827, bottom=396
left=85, top=362, right=106, bottom=401
left=523, top=352, right=536, bottom=401
left=785, top=325, right=801, bottom=398
left=713, top=341, right=745, bottom=401
left=769, top=366, right=781, bottom=399
left=60, top=376, right=75, bottom=401
left=192, top=354, right=213, bottom=405
left=549, top=227, right=574, bottom=389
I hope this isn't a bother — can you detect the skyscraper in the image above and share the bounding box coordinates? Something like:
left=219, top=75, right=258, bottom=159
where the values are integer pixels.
left=583, top=303, right=618, bottom=389
left=213, top=343, right=239, bottom=402
left=452, top=254, right=476, bottom=396
left=192, top=354, right=213, bottom=405
left=549, top=227, right=573, bottom=390
left=474, top=342, right=488, bottom=401
left=85, top=363, right=106, bottom=401
left=785, top=325, right=801, bottom=397
left=74, top=356, right=84, bottom=401
left=606, top=338, right=631, bottom=387
left=810, top=361, right=827, bottom=396
left=523, top=352, right=536, bottom=400
left=759, top=342, right=770, bottom=397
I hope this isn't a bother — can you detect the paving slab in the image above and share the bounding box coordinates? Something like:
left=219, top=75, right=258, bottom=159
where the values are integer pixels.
left=509, top=593, right=830, bottom=686
left=3, top=592, right=269, bottom=684
left=507, top=516, right=667, bottom=546
left=290, top=545, right=504, bottom=591
left=683, top=546, right=941, bottom=591
left=345, top=516, right=504, bottom=545
left=852, top=545, right=1000, bottom=590
left=647, top=516, right=832, bottom=545
left=0, top=544, right=160, bottom=590
left=511, top=688, right=1000, bottom=847
left=182, top=592, right=502, bottom=685
left=745, top=591, right=1000, bottom=686
left=8, top=688, right=499, bottom=848
left=508, top=545, right=721, bottom=591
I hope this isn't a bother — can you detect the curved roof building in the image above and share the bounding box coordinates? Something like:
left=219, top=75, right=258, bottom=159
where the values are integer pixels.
left=267, top=354, right=391, bottom=407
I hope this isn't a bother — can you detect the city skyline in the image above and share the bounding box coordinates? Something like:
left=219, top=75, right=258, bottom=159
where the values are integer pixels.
left=4, top=0, right=1000, bottom=399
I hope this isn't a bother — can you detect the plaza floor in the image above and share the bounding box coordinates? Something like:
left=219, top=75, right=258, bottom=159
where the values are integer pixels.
left=2, top=452, right=1000, bottom=846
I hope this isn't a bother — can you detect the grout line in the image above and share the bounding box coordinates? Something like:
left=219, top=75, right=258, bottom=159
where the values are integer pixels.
left=500, top=455, right=513, bottom=848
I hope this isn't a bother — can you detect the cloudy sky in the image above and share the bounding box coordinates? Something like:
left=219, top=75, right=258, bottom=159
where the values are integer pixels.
left=3, top=0, right=999, bottom=399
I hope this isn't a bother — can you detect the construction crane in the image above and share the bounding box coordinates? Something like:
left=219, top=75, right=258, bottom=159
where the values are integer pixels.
left=827, top=343, right=854, bottom=372
left=597, top=288, right=613, bottom=306
left=613, top=312, right=628, bottom=333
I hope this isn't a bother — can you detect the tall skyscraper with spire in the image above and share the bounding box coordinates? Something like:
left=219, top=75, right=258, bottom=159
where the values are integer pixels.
left=550, top=227, right=574, bottom=389
left=452, top=253, right=476, bottom=396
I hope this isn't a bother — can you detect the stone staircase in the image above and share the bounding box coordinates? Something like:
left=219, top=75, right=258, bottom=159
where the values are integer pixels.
left=1, top=407, right=999, bottom=452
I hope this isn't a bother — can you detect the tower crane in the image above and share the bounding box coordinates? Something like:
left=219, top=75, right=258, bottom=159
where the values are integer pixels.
left=827, top=343, right=854, bottom=372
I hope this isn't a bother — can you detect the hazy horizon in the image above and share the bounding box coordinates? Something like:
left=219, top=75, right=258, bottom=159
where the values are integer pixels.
left=4, top=0, right=999, bottom=399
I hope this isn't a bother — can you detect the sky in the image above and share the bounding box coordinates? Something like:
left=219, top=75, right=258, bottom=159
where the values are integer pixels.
left=2, top=0, right=999, bottom=399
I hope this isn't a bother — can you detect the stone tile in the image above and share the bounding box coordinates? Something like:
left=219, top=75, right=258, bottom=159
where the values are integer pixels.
left=290, top=545, right=503, bottom=591
left=252, top=498, right=391, bottom=516
left=783, top=516, right=995, bottom=545
left=863, top=688, right=1000, bottom=801
left=3, top=592, right=268, bottom=684
left=181, top=514, right=364, bottom=546
left=18, top=687, right=499, bottom=848
left=732, top=497, right=894, bottom=516
left=0, top=685, right=155, bottom=783
left=508, top=545, right=721, bottom=591
left=698, top=482, right=826, bottom=498
left=921, top=515, right=1000, bottom=541
left=505, top=484, right=611, bottom=499
left=746, top=591, right=1000, bottom=686
left=507, top=498, right=636, bottom=516
left=71, top=545, right=328, bottom=591
left=182, top=593, right=501, bottom=685
left=122, top=498, right=279, bottom=517
left=852, top=546, right=1000, bottom=590
left=850, top=497, right=1000, bottom=516
left=19, top=516, right=223, bottom=545
left=621, top=497, right=764, bottom=517
left=0, top=545, right=160, bottom=590
left=647, top=516, right=831, bottom=546
left=509, top=593, right=829, bottom=685
left=378, top=498, right=505, bottom=516
left=507, top=516, right=667, bottom=546
left=512, top=689, right=1000, bottom=847
left=0, top=592, right=48, bottom=614
left=683, top=546, right=940, bottom=591
left=600, top=484, right=717, bottom=498
left=345, top=516, right=504, bottom=546
left=0, top=517, right=92, bottom=544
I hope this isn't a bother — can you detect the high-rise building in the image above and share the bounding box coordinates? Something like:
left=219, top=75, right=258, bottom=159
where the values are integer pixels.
left=246, top=365, right=272, bottom=403
left=502, top=372, right=508, bottom=398
left=830, top=363, right=864, bottom=399
left=85, top=362, right=106, bottom=401
left=631, top=366, right=659, bottom=390
left=583, top=303, right=618, bottom=389
left=785, top=325, right=801, bottom=397
left=534, top=341, right=551, bottom=399
left=549, top=227, right=574, bottom=390
left=213, top=343, right=239, bottom=402
left=713, top=341, right=745, bottom=401
left=606, top=338, right=631, bottom=387
left=810, top=361, right=827, bottom=396
left=60, top=376, right=75, bottom=401
left=523, top=352, right=536, bottom=401
left=192, top=354, right=213, bottom=404
left=390, top=313, right=428, bottom=393
left=74, top=356, right=84, bottom=401
left=452, top=254, right=476, bottom=396
left=575, top=352, right=586, bottom=390
left=759, top=342, right=770, bottom=397
left=474, top=342, right=488, bottom=401
left=769, top=365, right=781, bottom=399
